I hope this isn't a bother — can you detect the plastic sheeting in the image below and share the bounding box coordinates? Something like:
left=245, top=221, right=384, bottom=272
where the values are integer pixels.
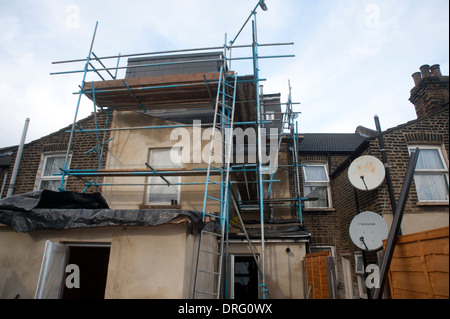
left=0, top=190, right=204, bottom=233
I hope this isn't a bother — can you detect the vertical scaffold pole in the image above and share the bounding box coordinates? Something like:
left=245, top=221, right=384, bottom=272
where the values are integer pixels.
left=60, top=21, right=98, bottom=191
left=252, top=12, right=267, bottom=300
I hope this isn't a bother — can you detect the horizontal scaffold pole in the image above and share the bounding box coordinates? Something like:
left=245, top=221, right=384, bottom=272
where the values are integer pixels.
left=65, top=121, right=272, bottom=133
left=51, top=55, right=294, bottom=76
left=51, top=42, right=294, bottom=64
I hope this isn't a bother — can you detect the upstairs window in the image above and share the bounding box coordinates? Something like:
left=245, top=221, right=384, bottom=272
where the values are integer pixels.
left=409, top=145, right=449, bottom=202
left=302, top=163, right=331, bottom=208
left=37, top=153, right=69, bottom=191
left=146, top=148, right=182, bottom=205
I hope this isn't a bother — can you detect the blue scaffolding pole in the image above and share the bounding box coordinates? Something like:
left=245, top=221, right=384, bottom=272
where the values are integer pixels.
left=59, top=21, right=98, bottom=192
left=50, top=0, right=303, bottom=301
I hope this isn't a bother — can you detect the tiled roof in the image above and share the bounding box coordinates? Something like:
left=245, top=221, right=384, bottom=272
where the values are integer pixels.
left=298, top=133, right=368, bottom=153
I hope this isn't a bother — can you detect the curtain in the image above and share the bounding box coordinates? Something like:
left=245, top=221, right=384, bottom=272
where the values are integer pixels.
left=304, top=166, right=327, bottom=182
left=43, top=156, right=66, bottom=176
left=414, top=148, right=448, bottom=201
left=416, top=149, right=445, bottom=170
left=304, top=186, right=329, bottom=208
left=414, top=174, right=448, bottom=201
left=147, top=149, right=182, bottom=204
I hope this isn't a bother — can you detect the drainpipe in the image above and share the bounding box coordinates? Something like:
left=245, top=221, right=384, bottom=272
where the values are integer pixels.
left=374, top=115, right=401, bottom=236
left=7, top=118, right=30, bottom=197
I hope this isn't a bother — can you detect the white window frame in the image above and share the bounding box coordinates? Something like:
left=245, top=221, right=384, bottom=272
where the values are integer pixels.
left=302, top=163, right=332, bottom=208
left=309, top=245, right=335, bottom=257
left=354, top=252, right=368, bottom=299
left=408, top=145, right=449, bottom=203
left=265, top=111, right=275, bottom=121
left=145, top=147, right=182, bottom=206
left=35, top=153, right=71, bottom=191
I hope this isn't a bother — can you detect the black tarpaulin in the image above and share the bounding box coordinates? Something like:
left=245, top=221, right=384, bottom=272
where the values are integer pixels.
left=0, top=190, right=204, bottom=233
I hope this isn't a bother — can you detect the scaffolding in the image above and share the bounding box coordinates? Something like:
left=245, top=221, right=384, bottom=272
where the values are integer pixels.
left=51, top=1, right=305, bottom=299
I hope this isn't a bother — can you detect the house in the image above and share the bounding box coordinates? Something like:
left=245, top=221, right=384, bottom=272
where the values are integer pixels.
left=0, top=10, right=447, bottom=298
left=0, top=45, right=310, bottom=299
left=296, top=64, right=449, bottom=299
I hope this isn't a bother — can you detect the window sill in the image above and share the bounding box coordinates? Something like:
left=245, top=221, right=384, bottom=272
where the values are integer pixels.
left=417, top=201, right=449, bottom=206
left=303, top=207, right=336, bottom=212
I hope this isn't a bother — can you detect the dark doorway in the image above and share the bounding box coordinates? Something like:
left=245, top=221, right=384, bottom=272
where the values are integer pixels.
left=234, top=256, right=259, bottom=299
left=62, top=245, right=110, bottom=299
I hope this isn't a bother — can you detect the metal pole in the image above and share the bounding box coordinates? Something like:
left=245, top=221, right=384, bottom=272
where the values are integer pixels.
left=60, top=21, right=98, bottom=191
left=51, top=54, right=295, bottom=76
left=6, top=118, right=29, bottom=197
left=373, top=148, right=420, bottom=299
left=252, top=12, right=268, bottom=300
left=374, top=115, right=401, bottom=235
left=52, top=42, right=293, bottom=65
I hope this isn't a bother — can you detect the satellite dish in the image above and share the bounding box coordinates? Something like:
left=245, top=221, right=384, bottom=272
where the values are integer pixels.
left=349, top=211, right=388, bottom=251
left=348, top=155, right=385, bottom=191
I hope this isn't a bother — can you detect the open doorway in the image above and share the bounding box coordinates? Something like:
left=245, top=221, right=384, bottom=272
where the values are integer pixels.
left=62, top=244, right=111, bottom=299
left=35, top=241, right=110, bottom=299
left=232, top=255, right=259, bottom=299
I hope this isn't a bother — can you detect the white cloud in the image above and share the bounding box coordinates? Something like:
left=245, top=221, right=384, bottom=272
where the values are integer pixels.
left=0, top=0, right=448, bottom=147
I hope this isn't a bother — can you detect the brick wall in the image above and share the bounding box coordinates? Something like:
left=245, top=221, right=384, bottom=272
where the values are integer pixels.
left=2, top=111, right=111, bottom=196
left=332, top=106, right=449, bottom=298
left=409, top=64, right=449, bottom=119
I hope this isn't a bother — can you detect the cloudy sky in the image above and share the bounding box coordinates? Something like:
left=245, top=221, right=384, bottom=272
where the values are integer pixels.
left=0, top=0, right=449, bottom=148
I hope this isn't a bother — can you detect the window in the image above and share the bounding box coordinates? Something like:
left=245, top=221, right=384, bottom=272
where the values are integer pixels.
left=408, top=145, right=449, bottom=202
left=37, top=153, right=69, bottom=191
left=302, top=163, right=331, bottom=208
left=265, top=111, right=275, bottom=121
left=309, top=245, right=335, bottom=256
left=354, top=252, right=368, bottom=299
left=146, top=148, right=182, bottom=205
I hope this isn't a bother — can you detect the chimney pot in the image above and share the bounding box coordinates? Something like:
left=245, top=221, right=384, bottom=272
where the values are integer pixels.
left=430, top=64, right=442, bottom=77
left=419, top=64, right=431, bottom=78
left=412, top=72, right=422, bottom=86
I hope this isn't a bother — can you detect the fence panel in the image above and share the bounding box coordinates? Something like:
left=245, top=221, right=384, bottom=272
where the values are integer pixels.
left=304, top=251, right=331, bottom=299
left=384, top=226, right=449, bottom=299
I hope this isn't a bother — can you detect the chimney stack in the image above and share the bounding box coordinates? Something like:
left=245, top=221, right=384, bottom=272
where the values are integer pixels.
left=409, top=63, right=449, bottom=119
left=430, top=64, right=442, bottom=77
left=412, top=72, right=422, bottom=86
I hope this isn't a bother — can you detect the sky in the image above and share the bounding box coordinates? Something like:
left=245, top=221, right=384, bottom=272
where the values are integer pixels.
left=0, top=0, right=449, bottom=148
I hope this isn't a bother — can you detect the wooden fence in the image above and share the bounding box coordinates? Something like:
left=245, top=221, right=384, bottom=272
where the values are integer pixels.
left=304, top=251, right=336, bottom=299
left=384, top=226, right=449, bottom=299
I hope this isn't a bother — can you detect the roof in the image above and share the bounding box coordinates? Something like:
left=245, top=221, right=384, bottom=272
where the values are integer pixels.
left=0, top=150, right=15, bottom=167
left=297, top=133, right=369, bottom=154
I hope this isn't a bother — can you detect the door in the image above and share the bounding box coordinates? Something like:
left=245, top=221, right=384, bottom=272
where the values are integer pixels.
left=230, top=255, right=259, bottom=299
left=35, top=241, right=68, bottom=299
left=35, top=241, right=110, bottom=299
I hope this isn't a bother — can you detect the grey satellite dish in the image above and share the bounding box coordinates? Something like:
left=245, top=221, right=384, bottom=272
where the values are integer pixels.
left=349, top=211, right=388, bottom=251
left=348, top=155, right=385, bottom=191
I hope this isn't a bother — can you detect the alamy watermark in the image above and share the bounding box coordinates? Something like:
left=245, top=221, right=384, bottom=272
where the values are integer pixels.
left=365, top=4, right=380, bottom=29
left=65, top=264, right=80, bottom=289
left=365, top=264, right=380, bottom=289
left=169, top=120, right=280, bottom=174
left=65, top=4, right=80, bottom=29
